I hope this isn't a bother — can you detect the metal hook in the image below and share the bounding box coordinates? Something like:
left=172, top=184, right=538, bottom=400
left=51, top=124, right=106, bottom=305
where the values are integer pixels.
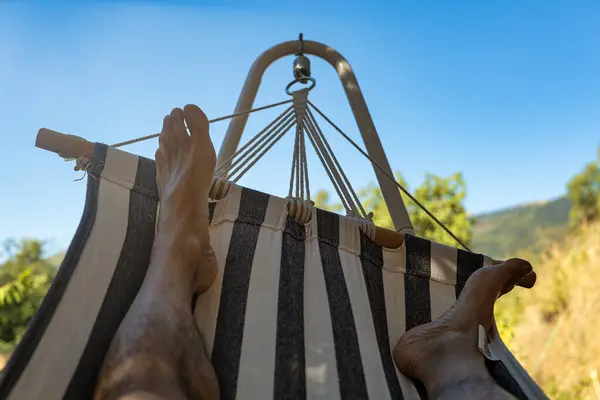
left=288, top=34, right=314, bottom=93
left=297, top=33, right=304, bottom=55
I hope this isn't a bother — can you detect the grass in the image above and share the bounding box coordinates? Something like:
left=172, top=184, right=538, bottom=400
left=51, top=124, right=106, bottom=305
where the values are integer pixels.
left=495, top=221, right=600, bottom=399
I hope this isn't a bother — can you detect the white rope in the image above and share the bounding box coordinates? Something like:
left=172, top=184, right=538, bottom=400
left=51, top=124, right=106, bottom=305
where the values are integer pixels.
left=300, top=123, right=311, bottom=201
left=306, top=108, right=368, bottom=219
left=108, top=99, right=294, bottom=149
left=303, top=115, right=361, bottom=217
left=215, top=106, right=294, bottom=177
left=289, top=89, right=312, bottom=202
left=82, top=83, right=468, bottom=251
left=295, top=127, right=301, bottom=197
left=221, top=113, right=295, bottom=181
left=301, top=119, right=353, bottom=214
left=230, top=118, right=296, bottom=182
left=288, top=122, right=301, bottom=197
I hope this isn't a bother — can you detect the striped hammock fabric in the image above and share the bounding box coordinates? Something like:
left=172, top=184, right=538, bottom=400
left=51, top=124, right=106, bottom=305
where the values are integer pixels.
left=0, top=144, right=546, bottom=400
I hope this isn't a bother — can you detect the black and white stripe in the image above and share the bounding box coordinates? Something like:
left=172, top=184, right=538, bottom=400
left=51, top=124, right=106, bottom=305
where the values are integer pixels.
left=315, top=209, right=369, bottom=399
left=0, top=145, right=160, bottom=399
left=211, top=188, right=271, bottom=400
left=359, top=233, right=404, bottom=399
left=63, top=155, right=159, bottom=399
left=0, top=145, right=545, bottom=400
left=0, top=145, right=108, bottom=400
left=273, top=215, right=306, bottom=399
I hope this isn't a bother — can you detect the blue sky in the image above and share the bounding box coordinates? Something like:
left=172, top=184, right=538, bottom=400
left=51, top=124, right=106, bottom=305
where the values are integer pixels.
left=1, top=1, right=599, bottom=256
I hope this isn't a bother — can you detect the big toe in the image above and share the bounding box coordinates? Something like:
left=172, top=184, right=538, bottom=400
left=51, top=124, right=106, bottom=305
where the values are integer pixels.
left=182, top=104, right=216, bottom=181
left=183, top=104, right=210, bottom=139
left=450, top=258, right=535, bottom=330
left=494, top=258, right=534, bottom=293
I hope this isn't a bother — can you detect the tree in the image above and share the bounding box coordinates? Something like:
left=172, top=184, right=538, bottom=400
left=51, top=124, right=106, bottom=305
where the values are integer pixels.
left=567, top=148, right=600, bottom=227
left=315, top=172, right=474, bottom=247
left=0, top=268, right=52, bottom=343
left=0, top=239, right=56, bottom=348
left=313, top=190, right=343, bottom=214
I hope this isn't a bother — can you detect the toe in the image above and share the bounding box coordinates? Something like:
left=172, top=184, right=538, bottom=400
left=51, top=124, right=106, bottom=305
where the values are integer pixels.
left=170, top=107, right=189, bottom=145
left=159, top=115, right=174, bottom=155
left=501, top=258, right=533, bottom=276
left=518, top=270, right=537, bottom=289
left=495, top=258, right=534, bottom=293
left=183, top=104, right=216, bottom=179
left=183, top=104, right=210, bottom=143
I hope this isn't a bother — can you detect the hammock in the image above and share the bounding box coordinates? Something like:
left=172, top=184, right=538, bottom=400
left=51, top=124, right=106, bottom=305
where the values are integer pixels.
left=0, top=37, right=547, bottom=400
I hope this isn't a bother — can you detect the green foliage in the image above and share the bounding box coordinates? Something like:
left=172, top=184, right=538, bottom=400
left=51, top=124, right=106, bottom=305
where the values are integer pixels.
left=0, top=239, right=56, bottom=348
left=318, top=174, right=575, bottom=260
left=495, top=293, right=526, bottom=348
left=315, top=171, right=474, bottom=247
left=404, top=172, right=473, bottom=247
left=313, top=190, right=343, bottom=214
left=356, top=172, right=407, bottom=230
left=0, top=268, right=51, bottom=344
left=567, top=148, right=600, bottom=228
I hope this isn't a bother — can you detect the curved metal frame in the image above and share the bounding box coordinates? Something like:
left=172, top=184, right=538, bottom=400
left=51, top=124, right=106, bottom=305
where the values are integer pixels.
left=218, top=39, right=414, bottom=234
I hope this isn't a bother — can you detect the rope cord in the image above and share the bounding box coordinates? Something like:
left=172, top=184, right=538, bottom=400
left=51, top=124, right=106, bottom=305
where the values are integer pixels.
left=229, top=117, right=296, bottom=182
left=301, top=119, right=353, bottom=214
left=289, top=89, right=313, bottom=202
left=88, top=92, right=469, bottom=252
left=289, top=128, right=299, bottom=198
left=306, top=108, right=367, bottom=219
left=297, top=127, right=304, bottom=198
left=300, top=123, right=311, bottom=201
left=303, top=113, right=364, bottom=218
left=307, top=100, right=471, bottom=252
left=293, top=125, right=301, bottom=197
left=109, top=99, right=294, bottom=149
left=215, top=106, right=294, bottom=178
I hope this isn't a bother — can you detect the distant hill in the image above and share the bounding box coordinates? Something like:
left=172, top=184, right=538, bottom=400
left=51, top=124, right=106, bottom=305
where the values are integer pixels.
left=471, top=196, right=571, bottom=259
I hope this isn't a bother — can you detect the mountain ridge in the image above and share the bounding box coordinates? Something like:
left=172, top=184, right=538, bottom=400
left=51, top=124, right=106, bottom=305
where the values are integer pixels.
left=471, top=195, right=571, bottom=259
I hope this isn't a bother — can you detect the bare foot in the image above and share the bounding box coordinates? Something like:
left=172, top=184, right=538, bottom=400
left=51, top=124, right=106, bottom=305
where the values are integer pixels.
left=94, top=105, right=220, bottom=400
left=393, top=258, right=536, bottom=397
left=153, top=105, right=218, bottom=297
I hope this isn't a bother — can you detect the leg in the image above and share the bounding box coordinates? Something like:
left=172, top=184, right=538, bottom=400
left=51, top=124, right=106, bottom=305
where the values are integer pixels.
left=94, top=105, right=220, bottom=400
left=393, top=258, right=537, bottom=400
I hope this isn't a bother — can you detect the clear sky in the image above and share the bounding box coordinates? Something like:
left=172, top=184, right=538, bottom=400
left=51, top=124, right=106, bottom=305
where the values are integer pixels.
left=1, top=1, right=599, bottom=256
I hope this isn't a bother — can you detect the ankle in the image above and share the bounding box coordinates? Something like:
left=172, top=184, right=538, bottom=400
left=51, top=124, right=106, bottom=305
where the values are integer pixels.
left=407, top=328, right=479, bottom=381
left=424, top=355, right=490, bottom=397
left=154, top=228, right=204, bottom=256
left=141, top=266, right=195, bottom=306
left=144, top=238, right=200, bottom=296
left=428, top=374, right=497, bottom=400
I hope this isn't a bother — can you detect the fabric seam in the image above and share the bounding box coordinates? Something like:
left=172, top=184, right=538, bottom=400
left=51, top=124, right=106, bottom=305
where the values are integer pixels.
left=209, top=216, right=467, bottom=289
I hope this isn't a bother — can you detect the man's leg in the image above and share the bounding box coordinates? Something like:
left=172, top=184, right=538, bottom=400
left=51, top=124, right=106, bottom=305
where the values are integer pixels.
left=93, top=105, right=220, bottom=400
left=393, top=258, right=536, bottom=400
